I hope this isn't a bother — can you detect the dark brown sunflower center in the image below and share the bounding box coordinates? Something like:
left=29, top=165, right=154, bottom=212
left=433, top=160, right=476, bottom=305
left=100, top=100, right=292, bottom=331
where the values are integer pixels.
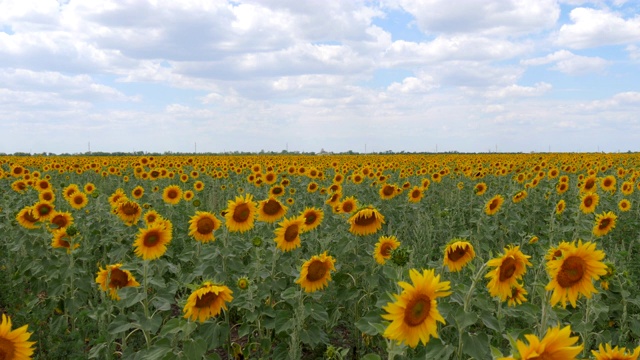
left=489, top=199, right=499, bottom=211
left=109, top=268, right=129, bottom=289
left=604, top=179, right=612, bottom=187
left=121, top=203, right=138, bottom=215
left=59, top=238, right=71, bottom=248
left=42, top=192, right=53, bottom=201
left=585, top=179, right=595, bottom=190
left=38, top=204, right=52, bottom=215
left=195, top=217, right=215, bottom=234
left=403, top=294, right=431, bottom=327
left=134, top=189, right=142, bottom=196
left=598, top=218, right=611, bottom=230
left=284, top=224, right=299, bottom=242
left=342, top=202, right=354, bottom=213
left=306, top=260, right=328, bottom=282
left=233, top=203, right=250, bottom=223
left=144, top=232, right=160, bottom=246
left=51, top=215, right=68, bottom=228
left=411, top=190, right=421, bottom=198
left=354, top=212, right=378, bottom=227
left=499, top=256, right=517, bottom=282
left=147, top=215, right=157, bottom=223
left=556, top=256, right=585, bottom=288
left=0, top=337, right=15, bottom=359
left=584, top=197, right=593, bottom=207
left=304, top=213, right=317, bottom=225
left=262, top=199, right=282, bottom=215
left=24, top=211, right=38, bottom=223
left=382, top=185, right=395, bottom=196
left=66, top=189, right=76, bottom=197
left=272, top=187, right=283, bottom=195
left=73, top=196, right=84, bottom=205
left=195, top=291, right=218, bottom=308
left=167, top=190, right=178, bottom=199
left=380, top=242, right=393, bottom=257
left=447, top=246, right=468, bottom=262
left=309, top=184, right=317, bottom=190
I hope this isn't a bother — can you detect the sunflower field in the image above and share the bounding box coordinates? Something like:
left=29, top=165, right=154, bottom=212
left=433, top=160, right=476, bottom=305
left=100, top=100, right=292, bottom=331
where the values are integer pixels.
left=1, top=153, right=640, bottom=360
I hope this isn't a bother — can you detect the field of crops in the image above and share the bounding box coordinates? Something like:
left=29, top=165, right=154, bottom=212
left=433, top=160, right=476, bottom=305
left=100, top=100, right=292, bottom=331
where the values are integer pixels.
left=1, top=153, right=640, bottom=360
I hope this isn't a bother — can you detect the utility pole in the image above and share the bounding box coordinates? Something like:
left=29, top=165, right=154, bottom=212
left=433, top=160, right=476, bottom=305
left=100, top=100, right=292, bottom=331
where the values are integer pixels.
left=194, top=142, right=197, bottom=154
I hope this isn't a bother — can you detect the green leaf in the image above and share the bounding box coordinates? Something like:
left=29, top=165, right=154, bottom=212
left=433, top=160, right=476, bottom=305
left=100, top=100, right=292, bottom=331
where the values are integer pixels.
left=422, top=339, right=455, bottom=359
left=480, top=312, right=502, bottom=333
left=354, top=311, right=384, bottom=336
left=454, top=310, right=478, bottom=331
left=183, top=338, right=207, bottom=360
left=274, top=310, right=294, bottom=334
left=361, top=354, right=382, bottom=360
left=108, top=318, right=134, bottom=334
left=280, top=286, right=298, bottom=300
left=462, top=332, right=490, bottom=360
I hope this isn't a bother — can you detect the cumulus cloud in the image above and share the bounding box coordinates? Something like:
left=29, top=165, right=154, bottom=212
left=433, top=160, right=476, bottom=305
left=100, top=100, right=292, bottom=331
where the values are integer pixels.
left=556, top=7, right=640, bottom=49
left=483, top=82, right=552, bottom=98
left=521, top=50, right=608, bottom=75
left=583, top=91, right=640, bottom=110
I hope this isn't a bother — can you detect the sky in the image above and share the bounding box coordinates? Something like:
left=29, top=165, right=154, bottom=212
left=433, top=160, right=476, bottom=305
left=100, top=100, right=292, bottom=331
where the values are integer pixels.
left=1, top=0, right=640, bottom=154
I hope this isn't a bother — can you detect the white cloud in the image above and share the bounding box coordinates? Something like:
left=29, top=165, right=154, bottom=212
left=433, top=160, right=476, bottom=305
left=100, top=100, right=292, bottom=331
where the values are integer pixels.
left=522, top=50, right=608, bottom=75
left=627, top=44, right=640, bottom=60
left=483, top=82, right=552, bottom=98
left=396, top=0, right=559, bottom=36
left=556, top=7, right=640, bottom=49
left=387, top=74, right=438, bottom=93
left=583, top=91, right=640, bottom=110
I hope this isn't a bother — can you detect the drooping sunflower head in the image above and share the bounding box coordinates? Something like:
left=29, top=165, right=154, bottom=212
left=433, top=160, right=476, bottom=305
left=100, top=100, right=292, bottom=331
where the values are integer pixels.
left=300, top=207, right=324, bottom=232
left=0, top=313, right=36, bottom=359
left=485, top=245, right=532, bottom=301
left=442, top=240, right=475, bottom=272
left=374, top=235, right=401, bottom=265
left=381, top=268, right=452, bottom=348
left=51, top=228, right=80, bottom=253
left=545, top=240, right=607, bottom=308
left=188, top=211, right=221, bottom=243
left=484, top=194, right=504, bottom=216
left=183, top=281, right=234, bottom=323
left=505, top=282, right=528, bottom=307
left=133, top=224, right=173, bottom=260
left=257, top=197, right=288, bottom=223
left=348, top=206, right=385, bottom=236
left=296, top=252, right=337, bottom=293
left=95, top=263, right=140, bottom=300
left=592, top=211, right=617, bottom=237
left=556, top=199, right=566, bottom=215
left=511, top=190, right=527, bottom=203
left=224, top=194, right=257, bottom=233
left=16, top=206, right=40, bottom=229
left=274, top=216, right=305, bottom=252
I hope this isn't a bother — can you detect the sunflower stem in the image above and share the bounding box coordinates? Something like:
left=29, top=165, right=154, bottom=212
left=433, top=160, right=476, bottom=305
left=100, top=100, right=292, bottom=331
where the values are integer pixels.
left=538, top=290, right=551, bottom=338
left=142, top=260, right=151, bottom=349
left=463, top=262, right=487, bottom=312
left=581, top=298, right=592, bottom=357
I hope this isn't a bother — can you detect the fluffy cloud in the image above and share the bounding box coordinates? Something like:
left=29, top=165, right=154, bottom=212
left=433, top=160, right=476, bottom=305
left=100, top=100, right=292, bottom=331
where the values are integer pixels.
left=556, top=7, right=640, bottom=48
left=521, top=50, right=608, bottom=75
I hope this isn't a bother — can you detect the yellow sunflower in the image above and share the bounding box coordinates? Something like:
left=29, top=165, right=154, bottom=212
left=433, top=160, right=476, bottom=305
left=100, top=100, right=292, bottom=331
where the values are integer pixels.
left=108, top=188, right=127, bottom=208
left=194, top=180, right=205, bottom=192
left=143, top=209, right=162, bottom=226
left=592, top=211, right=617, bottom=237
left=68, top=192, right=88, bottom=210
left=273, top=216, right=305, bottom=252
left=382, top=268, right=451, bottom=348
left=188, top=211, right=221, bottom=243
left=442, top=240, right=475, bottom=272
left=269, top=185, right=285, bottom=197
left=580, top=192, right=599, bottom=214
left=162, top=185, right=182, bottom=205
left=619, top=199, right=631, bottom=212
left=555, top=199, right=566, bottom=215
left=338, top=196, right=358, bottom=214
left=379, top=184, right=399, bottom=200
left=601, top=175, right=616, bottom=192
left=499, top=325, right=582, bottom=360
left=0, top=313, right=36, bottom=360
left=512, top=190, right=527, bottom=203
left=131, top=186, right=144, bottom=200
left=486, top=246, right=532, bottom=301
left=348, top=206, right=385, bottom=236
left=95, top=264, right=140, bottom=300
left=183, top=281, right=233, bottom=323
left=556, top=181, right=569, bottom=194
left=115, top=200, right=142, bottom=226
left=592, top=343, right=640, bottom=360
left=581, top=176, right=598, bottom=193
left=38, top=190, right=55, bottom=203
left=51, top=228, right=80, bottom=253
left=545, top=241, right=575, bottom=264
left=133, top=224, right=173, bottom=260
left=474, top=182, right=487, bottom=196
left=407, top=186, right=423, bottom=203
left=257, top=197, right=288, bottom=223
left=33, top=201, right=54, bottom=221
left=300, top=207, right=324, bottom=232
left=48, top=211, right=73, bottom=231
left=374, top=235, right=401, bottom=265
left=546, top=240, right=607, bottom=308
left=224, top=194, right=258, bottom=233
left=484, top=195, right=504, bottom=216
left=16, top=207, right=40, bottom=229
left=84, top=183, right=96, bottom=194
left=505, top=282, right=528, bottom=307
left=296, top=252, right=336, bottom=293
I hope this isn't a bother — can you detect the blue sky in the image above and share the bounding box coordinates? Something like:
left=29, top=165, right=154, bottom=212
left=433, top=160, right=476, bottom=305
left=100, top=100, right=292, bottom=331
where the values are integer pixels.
left=1, top=0, right=639, bottom=154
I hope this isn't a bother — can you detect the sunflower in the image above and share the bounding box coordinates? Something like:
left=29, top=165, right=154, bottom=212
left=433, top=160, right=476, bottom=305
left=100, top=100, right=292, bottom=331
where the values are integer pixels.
left=592, top=211, right=617, bottom=237
left=621, top=181, right=634, bottom=196
left=95, top=264, right=140, bottom=300
left=296, top=252, right=336, bottom=293
left=84, top=183, right=96, bottom=194
left=474, top=182, right=487, bottom=196
left=555, top=199, right=566, bottom=215
left=133, top=224, right=173, bottom=260
left=194, top=180, right=205, bottom=192
left=382, top=268, right=451, bottom=348
left=34, top=179, right=51, bottom=192
left=348, top=206, right=385, bottom=236
left=300, top=207, right=324, bottom=232
left=33, top=201, right=54, bottom=221
left=379, top=184, right=399, bottom=200
left=48, top=211, right=73, bottom=231
left=581, top=176, right=597, bottom=193
left=580, top=192, right=599, bottom=214
left=38, top=190, right=55, bottom=203
left=0, top=313, right=36, bottom=359
left=546, top=240, right=607, bottom=308
left=108, top=188, right=127, bottom=208
left=619, top=199, right=631, bottom=212
left=556, top=181, right=569, bottom=194
left=162, top=185, right=182, bottom=205
left=224, top=194, right=258, bottom=233
left=545, top=241, right=575, bottom=264
left=307, top=182, right=319, bottom=193
left=52, top=228, right=80, bottom=253
left=257, top=197, right=288, bottom=223
left=16, top=207, right=40, bottom=229
left=484, top=195, right=504, bottom=216
left=68, top=192, right=88, bottom=210
left=115, top=200, right=142, bottom=226
left=512, top=190, right=527, bottom=203
left=338, top=196, right=358, bottom=214
left=592, top=343, right=640, bottom=360
left=188, top=211, right=221, bottom=243
left=183, top=281, right=234, bottom=323
left=374, top=235, right=401, bottom=265
left=11, top=180, right=28, bottom=193
left=442, top=240, right=475, bottom=272
left=274, top=216, right=305, bottom=252
left=62, top=184, right=80, bottom=201
left=505, top=282, right=528, bottom=307
left=325, top=192, right=342, bottom=207
left=269, top=185, right=285, bottom=197
left=601, top=175, right=616, bottom=192
left=143, top=209, right=162, bottom=226
left=237, top=277, right=249, bottom=290
left=499, top=325, right=582, bottom=360
left=407, top=186, right=423, bottom=203
left=131, top=186, right=144, bottom=199
left=486, top=246, right=532, bottom=301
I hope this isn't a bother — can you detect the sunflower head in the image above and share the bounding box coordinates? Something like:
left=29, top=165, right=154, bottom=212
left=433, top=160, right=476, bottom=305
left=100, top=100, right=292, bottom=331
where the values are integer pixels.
left=183, top=282, right=234, bottom=323
left=484, top=195, right=504, bottom=215
left=592, top=211, right=617, bottom=237
left=0, top=313, right=36, bottom=359
left=374, top=235, right=401, bottom=265
left=188, top=211, right=221, bottom=243
left=485, top=245, right=532, bottom=301
left=348, top=206, right=385, bottom=236
left=224, top=194, right=257, bottom=233
left=296, top=252, right=336, bottom=293
left=443, top=240, right=475, bottom=272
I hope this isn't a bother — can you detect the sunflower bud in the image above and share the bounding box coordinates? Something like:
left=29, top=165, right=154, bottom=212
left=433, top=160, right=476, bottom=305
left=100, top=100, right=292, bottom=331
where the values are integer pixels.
left=252, top=236, right=263, bottom=247
left=390, top=247, right=411, bottom=267
left=66, top=225, right=78, bottom=236
left=192, top=199, right=201, bottom=207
